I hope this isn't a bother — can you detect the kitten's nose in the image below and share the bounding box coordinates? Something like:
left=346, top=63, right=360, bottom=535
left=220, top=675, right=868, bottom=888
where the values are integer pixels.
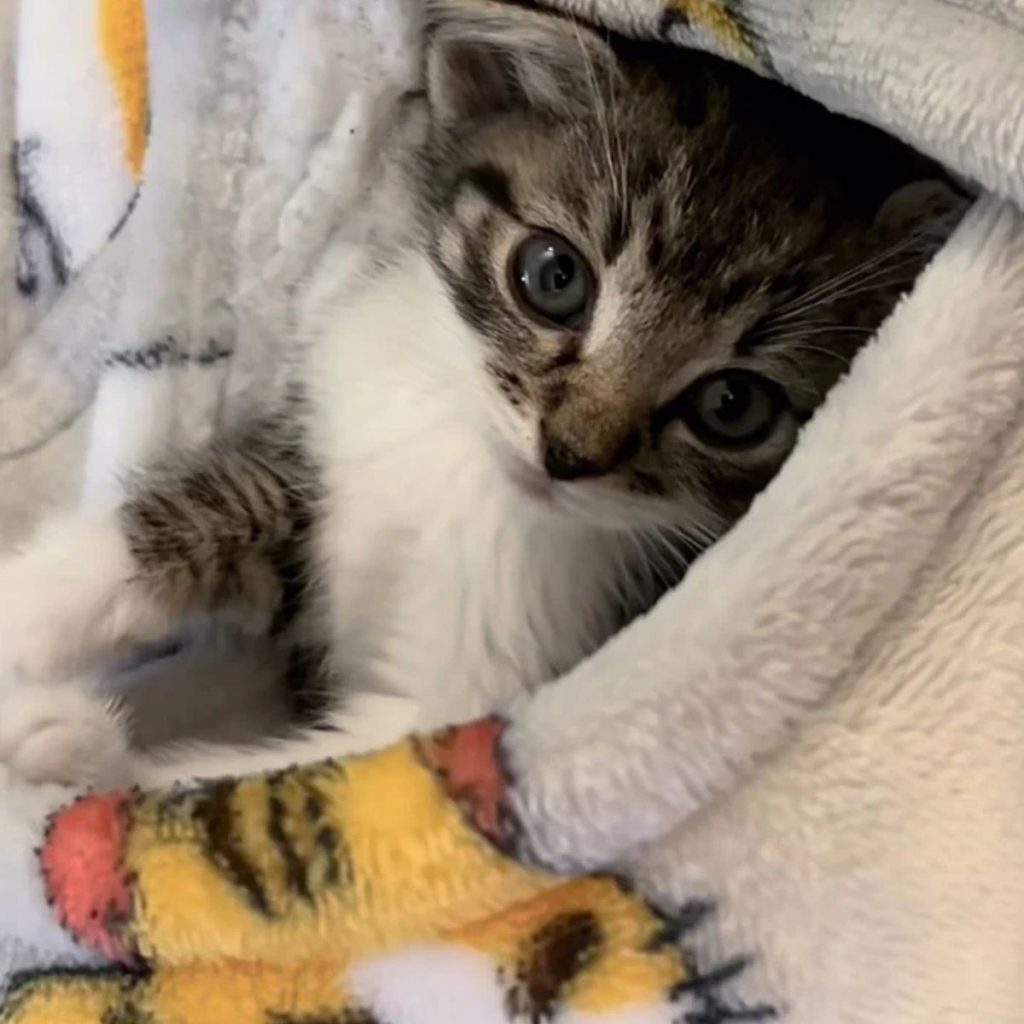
left=540, top=369, right=644, bottom=481
left=542, top=438, right=603, bottom=481
left=540, top=427, right=640, bottom=481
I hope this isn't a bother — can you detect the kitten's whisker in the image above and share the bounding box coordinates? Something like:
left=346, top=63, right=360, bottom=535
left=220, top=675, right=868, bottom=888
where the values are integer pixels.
left=798, top=228, right=930, bottom=297
left=773, top=261, right=917, bottom=322
left=572, top=20, right=620, bottom=212
left=661, top=512, right=721, bottom=554
left=750, top=313, right=878, bottom=339
left=653, top=530, right=696, bottom=575
left=621, top=532, right=659, bottom=607
left=761, top=350, right=823, bottom=400
left=770, top=235, right=928, bottom=322
left=753, top=325, right=876, bottom=349
left=752, top=316, right=837, bottom=336
left=640, top=530, right=690, bottom=590
left=786, top=343, right=855, bottom=366
left=768, top=262, right=923, bottom=327
left=636, top=534, right=676, bottom=592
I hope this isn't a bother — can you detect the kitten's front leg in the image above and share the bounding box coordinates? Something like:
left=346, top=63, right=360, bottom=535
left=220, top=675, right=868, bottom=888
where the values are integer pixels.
left=0, top=511, right=207, bottom=792
left=0, top=678, right=131, bottom=791
left=0, top=514, right=178, bottom=684
left=0, top=415, right=308, bottom=686
left=0, top=416, right=311, bottom=791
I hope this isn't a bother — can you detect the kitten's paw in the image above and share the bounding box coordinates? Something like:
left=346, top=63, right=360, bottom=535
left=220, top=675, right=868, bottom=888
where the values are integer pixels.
left=0, top=683, right=131, bottom=790
left=0, top=515, right=170, bottom=682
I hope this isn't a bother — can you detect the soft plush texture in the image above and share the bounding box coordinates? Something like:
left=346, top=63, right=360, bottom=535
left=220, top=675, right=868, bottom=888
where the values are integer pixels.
left=0, top=1, right=1023, bottom=1022
left=2, top=727, right=694, bottom=1024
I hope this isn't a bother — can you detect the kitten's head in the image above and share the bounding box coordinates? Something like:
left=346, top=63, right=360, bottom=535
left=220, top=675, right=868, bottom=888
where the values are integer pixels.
left=417, top=0, right=964, bottom=540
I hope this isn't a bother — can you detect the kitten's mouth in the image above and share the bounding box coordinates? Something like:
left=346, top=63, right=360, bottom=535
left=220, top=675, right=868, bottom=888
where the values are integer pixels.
left=491, top=444, right=557, bottom=503
left=503, top=453, right=556, bottom=501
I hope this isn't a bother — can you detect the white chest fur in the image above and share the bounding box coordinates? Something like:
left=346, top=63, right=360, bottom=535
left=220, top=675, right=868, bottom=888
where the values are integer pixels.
left=305, top=255, right=629, bottom=729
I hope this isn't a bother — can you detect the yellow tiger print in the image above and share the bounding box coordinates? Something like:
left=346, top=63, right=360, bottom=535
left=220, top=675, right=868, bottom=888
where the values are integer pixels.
left=2, top=728, right=688, bottom=1024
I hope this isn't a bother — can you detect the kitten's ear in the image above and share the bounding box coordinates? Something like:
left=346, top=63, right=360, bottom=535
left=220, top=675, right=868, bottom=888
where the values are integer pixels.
left=874, top=179, right=969, bottom=237
left=425, top=0, right=618, bottom=123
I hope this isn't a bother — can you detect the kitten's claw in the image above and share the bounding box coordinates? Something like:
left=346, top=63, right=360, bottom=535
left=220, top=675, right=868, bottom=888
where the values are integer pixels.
left=0, top=684, right=131, bottom=790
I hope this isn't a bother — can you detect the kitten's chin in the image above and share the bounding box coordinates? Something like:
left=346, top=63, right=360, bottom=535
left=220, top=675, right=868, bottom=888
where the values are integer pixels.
left=487, top=442, right=578, bottom=520
left=491, top=445, right=642, bottom=532
left=485, top=434, right=671, bottom=532
left=501, top=452, right=556, bottom=503
left=493, top=450, right=562, bottom=513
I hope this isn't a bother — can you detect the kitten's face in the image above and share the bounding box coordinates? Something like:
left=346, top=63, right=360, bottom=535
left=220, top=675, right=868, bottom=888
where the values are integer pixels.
left=420, top=1, right=961, bottom=540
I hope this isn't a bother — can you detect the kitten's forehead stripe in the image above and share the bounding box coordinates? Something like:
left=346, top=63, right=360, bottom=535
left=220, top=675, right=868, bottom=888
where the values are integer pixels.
left=634, top=154, right=669, bottom=198
left=442, top=214, right=524, bottom=348
left=646, top=197, right=666, bottom=271
left=456, top=164, right=520, bottom=220
left=705, top=273, right=764, bottom=316
left=602, top=204, right=633, bottom=264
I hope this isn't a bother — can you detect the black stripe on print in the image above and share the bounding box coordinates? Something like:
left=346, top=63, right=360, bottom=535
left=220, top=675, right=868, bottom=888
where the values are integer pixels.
left=644, top=897, right=716, bottom=951
left=107, top=187, right=142, bottom=245
left=106, top=104, right=152, bottom=246
left=192, top=779, right=274, bottom=916
left=8, top=965, right=154, bottom=1024
left=674, top=954, right=779, bottom=1023
left=302, top=775, right=353, bottom=891
left=508, top=911, right=603, bottom=1021
left=16, top=226, right=39, bottom=297
left=13, top=138, right=70, bottom=296
left=105, top=336, right=234, bottom=371
left=268, top=1011, right=383, bottom=1024
left=266, top=777, right=315, bottom=905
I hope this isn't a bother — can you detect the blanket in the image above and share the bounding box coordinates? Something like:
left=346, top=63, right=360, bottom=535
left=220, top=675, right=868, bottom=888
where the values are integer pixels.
left=0, top=0, right=419, bottom=534
left=0, top=1, right=1023, bottom=1022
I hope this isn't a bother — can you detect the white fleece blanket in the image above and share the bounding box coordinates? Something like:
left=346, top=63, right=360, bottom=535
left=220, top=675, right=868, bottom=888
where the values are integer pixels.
left=0, top=1, right=1023, bottom=1021
left=0, top=0, right=419, bottom=536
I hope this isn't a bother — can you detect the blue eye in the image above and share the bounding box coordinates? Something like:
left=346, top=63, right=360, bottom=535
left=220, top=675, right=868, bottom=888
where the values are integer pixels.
left=511, top=232, right=593, bottom=327
left=680, top=370, right=785, bottom=448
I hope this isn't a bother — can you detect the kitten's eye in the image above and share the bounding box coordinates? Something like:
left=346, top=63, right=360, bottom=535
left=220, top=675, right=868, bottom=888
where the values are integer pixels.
left=511, top=232, right=593, bottom=327
left=680, top=370, right=785, bottom=448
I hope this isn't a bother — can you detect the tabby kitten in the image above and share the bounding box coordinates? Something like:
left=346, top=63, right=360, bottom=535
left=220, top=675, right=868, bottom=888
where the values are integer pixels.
left=0, top=0, right=962, bottom=789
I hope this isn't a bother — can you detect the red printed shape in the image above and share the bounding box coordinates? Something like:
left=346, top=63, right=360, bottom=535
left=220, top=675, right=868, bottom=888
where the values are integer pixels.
left=421, top=717, right=514, bottom=849
left=39, top=790, right=138, bottom=963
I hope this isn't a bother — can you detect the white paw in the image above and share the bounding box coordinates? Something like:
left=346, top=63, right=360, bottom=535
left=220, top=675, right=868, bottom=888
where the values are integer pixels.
left=0, top=515, right=170, bottom=682
left=0, top=683, right=131, bottom=790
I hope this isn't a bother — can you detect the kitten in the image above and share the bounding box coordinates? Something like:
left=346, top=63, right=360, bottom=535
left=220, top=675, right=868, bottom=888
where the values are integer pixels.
left=0, top=0, right=963, bottom=791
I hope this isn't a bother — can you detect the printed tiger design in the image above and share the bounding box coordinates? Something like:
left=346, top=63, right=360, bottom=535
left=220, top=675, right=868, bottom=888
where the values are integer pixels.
left=0, top=721, right=763, bottom=1024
